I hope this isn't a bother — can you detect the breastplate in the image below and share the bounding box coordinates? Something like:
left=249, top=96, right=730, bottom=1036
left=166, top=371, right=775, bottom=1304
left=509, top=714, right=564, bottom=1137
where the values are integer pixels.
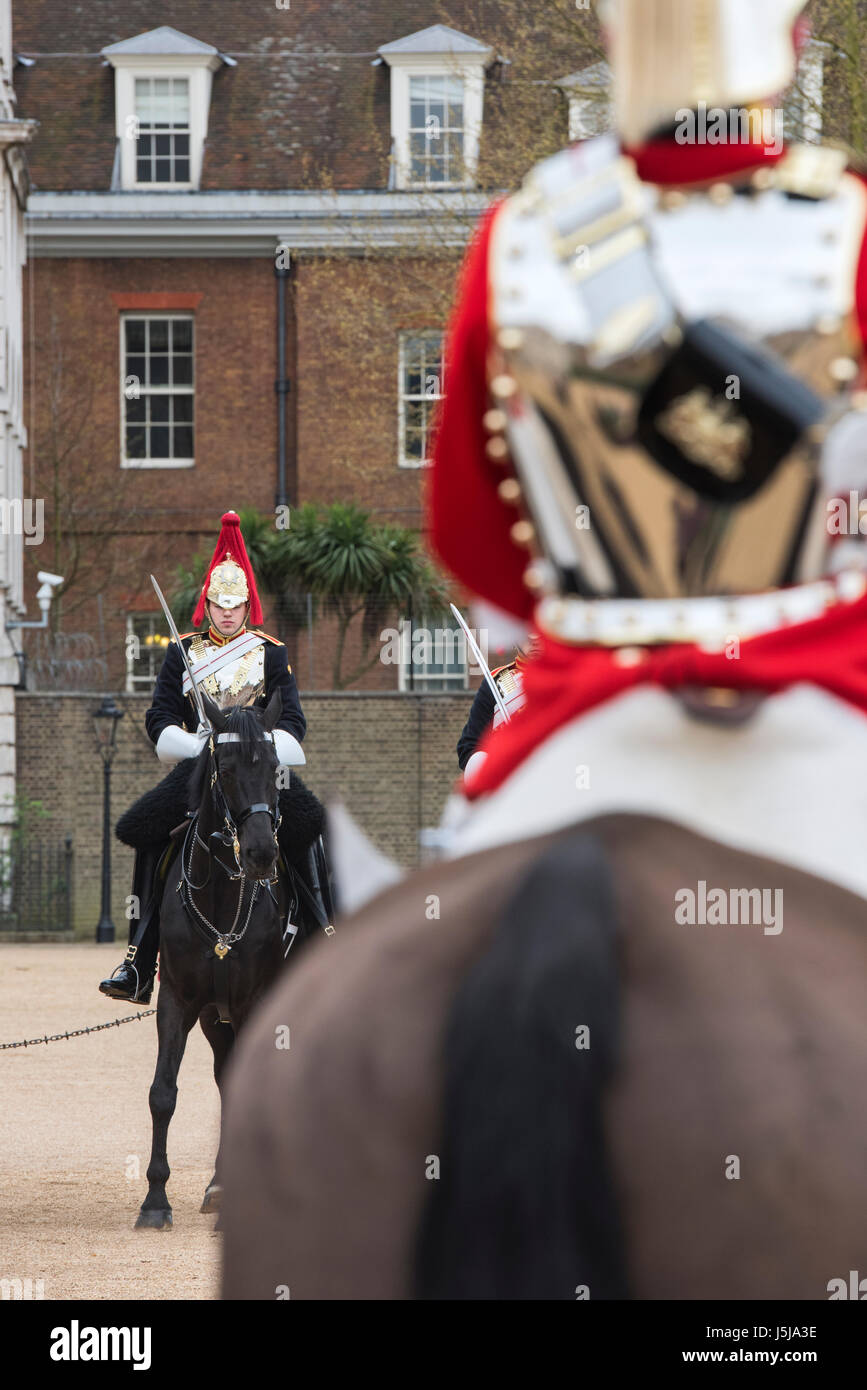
left=188, top=633, right=266, bottom=709
left=492, top=663, right=526, bottom=729
left=488, top=136, right=867, bottom=609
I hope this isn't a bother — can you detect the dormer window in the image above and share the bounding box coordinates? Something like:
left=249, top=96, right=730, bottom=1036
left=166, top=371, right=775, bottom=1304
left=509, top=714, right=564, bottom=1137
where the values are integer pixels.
left=378, top=25, right=494, bottom=191
left=102, top=26, right=224, bottom=192
left=555, top=63, right=613, bottom=142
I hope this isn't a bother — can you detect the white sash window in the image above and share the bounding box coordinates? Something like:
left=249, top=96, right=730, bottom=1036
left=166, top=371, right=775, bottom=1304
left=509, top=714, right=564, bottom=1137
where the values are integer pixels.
left=134, top=77, right=191, bottom=184
left=121, top=313, right=194, bottom=468
left=398, top=331, right=444, bottom=468
left=398, top=616, right=469, bottom=693
left=126, top=613, right=170, bottom=692
left=409, top=75, right=465, bottom=185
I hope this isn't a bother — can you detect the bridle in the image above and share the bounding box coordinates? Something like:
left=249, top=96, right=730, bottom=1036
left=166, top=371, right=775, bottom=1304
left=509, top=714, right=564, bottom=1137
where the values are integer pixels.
left=206, top=730, right=282, bottom=877
left=177, top=728, right=283, bottom=959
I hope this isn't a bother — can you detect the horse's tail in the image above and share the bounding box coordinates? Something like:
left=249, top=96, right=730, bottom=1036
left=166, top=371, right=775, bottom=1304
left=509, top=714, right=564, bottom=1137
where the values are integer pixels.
left=414, top=831, right=629, bottom=1300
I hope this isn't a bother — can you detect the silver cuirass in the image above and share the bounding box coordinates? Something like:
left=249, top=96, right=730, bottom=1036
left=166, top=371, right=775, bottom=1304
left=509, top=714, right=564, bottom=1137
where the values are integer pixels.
left=487, top=135, right=867, bottom=632
left=185, top=631, right=266, bottom=710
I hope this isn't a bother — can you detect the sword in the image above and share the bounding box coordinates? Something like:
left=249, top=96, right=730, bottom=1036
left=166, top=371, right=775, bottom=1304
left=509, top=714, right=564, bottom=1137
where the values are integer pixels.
left=150, top=574, right=212, bottom=734
left=450, top=603, right=511, bottom=724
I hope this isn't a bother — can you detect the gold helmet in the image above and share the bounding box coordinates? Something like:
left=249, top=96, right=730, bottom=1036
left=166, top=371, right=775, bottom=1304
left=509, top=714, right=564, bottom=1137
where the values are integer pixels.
left=206, top=555, right=250, bottom=610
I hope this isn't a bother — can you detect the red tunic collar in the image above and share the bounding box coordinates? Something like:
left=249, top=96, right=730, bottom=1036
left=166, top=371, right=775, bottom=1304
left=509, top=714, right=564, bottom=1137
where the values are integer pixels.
left=465, top=584, right=867, bottom=801
left=207, top=624, right=246, bottom=648
left=625, top=136, right=787, bottom=188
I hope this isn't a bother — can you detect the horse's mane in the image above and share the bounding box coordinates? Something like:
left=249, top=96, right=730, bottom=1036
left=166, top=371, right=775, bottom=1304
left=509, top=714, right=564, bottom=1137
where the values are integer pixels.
left=187, top=705, right=272, bottom=809
left=414, top=830, right=628, bottom=1299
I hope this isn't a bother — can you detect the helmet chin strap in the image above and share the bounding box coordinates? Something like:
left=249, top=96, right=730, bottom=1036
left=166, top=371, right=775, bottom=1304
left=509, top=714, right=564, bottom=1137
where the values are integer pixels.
left=207, top=601, right=249, bottom=642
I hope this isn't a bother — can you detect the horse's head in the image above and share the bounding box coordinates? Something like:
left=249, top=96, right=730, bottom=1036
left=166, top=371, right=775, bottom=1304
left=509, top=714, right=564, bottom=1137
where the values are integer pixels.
left=201, top=690, right=282, bottom=881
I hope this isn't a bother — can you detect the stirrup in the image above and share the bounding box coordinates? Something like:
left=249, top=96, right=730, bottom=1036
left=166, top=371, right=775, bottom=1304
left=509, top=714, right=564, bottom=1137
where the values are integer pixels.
left=101, top=951, right=153, bottom=1004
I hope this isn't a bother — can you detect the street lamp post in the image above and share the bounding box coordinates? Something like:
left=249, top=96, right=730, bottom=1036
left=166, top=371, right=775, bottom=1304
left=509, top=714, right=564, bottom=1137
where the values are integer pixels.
left=93, top=696, right=125, bottom=943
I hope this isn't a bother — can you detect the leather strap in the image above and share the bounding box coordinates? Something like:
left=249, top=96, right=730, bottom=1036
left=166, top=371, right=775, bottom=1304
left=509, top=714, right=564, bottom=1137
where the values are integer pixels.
left=213, top=954, right=232, bottom=1025
left=292, top=844, right=336, bottom=938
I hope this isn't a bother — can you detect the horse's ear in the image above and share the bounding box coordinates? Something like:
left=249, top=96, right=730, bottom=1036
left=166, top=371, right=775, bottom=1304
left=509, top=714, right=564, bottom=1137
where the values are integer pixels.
left=201, top=691, right=224, bottom=731
left=260, top=688, right=282, bottom=733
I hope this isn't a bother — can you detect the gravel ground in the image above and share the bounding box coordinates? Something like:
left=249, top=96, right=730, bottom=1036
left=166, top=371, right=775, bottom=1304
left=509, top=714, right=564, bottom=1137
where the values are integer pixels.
left=0, top=943, right=222, bottom=1300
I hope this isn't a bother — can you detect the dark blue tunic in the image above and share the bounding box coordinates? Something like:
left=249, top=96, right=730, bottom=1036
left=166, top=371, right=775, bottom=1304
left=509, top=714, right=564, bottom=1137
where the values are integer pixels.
left=457, top=681, right=496, bottom=770
left=145, top=634, right=307, bottom=747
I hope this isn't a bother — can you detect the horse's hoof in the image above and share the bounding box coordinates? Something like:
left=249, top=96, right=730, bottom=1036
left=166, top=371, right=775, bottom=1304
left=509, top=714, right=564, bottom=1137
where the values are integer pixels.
left=135, top=1208, right=173, bottom=1230
left=200, top=1185, right=222, bottom=1214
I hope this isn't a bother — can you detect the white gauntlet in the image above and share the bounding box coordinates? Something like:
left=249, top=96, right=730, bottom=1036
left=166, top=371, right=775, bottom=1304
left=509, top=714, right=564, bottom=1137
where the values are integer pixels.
left=155, top=724, right=209, bottom=765
left=463, top=750, right=488, bottom=783
left=273, top=728, right=306, bottom=767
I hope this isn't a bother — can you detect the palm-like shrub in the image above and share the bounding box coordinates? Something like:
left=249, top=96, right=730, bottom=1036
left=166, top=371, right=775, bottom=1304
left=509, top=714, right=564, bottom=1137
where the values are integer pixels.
left=170, top=504, right=450, bottom=689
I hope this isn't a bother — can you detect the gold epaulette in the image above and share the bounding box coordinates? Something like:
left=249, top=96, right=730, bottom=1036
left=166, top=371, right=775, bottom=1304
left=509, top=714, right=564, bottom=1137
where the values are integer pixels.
left=251, top=628, right=283, bottom=646
left=170, top=630, right=197, bottom=644
left=774, top=144, right=849, bottom=201
left=491, top=660, right=517, bottom=678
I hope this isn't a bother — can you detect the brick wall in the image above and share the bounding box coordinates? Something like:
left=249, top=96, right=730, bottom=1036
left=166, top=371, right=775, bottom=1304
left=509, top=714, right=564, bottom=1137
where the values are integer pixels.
left=293, top=254, right=453, bottom=521
left=15, top=689, right=473, bottom=937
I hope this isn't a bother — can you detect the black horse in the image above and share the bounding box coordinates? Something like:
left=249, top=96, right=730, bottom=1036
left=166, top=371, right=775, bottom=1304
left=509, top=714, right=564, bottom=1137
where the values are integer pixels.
left=136, top=689, right=302, bottom=1230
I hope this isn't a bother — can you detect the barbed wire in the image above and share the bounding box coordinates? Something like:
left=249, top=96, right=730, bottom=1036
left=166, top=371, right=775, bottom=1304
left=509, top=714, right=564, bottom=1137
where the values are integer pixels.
left=0, top=1009, right=156, bottom=1050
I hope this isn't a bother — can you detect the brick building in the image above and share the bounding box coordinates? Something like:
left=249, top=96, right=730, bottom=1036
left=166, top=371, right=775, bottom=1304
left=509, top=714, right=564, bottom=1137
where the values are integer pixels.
left=0, top=0, right=35, bottom=880
left=12, top=0, right=599, bottom=696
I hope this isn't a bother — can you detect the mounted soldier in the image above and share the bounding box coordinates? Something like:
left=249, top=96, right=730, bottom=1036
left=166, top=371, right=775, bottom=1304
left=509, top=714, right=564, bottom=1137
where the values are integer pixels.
left=456, top=646, right=531, bottom=782
left=100, top=510, right=332, bottom=1005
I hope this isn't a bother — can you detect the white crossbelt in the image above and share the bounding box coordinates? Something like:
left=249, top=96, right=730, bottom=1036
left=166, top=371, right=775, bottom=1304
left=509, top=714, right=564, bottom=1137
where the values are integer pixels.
left=181, top=630, right=265, bottom=695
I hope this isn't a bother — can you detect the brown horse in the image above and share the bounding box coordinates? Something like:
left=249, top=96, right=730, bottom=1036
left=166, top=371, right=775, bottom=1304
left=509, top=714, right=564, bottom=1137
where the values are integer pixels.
left=219, top=812, right=867, bottom=1298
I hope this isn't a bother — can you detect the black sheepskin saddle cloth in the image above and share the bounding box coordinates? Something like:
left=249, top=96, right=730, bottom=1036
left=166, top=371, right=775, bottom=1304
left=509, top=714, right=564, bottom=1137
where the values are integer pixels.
left=115, top=758, right=325, bottom=865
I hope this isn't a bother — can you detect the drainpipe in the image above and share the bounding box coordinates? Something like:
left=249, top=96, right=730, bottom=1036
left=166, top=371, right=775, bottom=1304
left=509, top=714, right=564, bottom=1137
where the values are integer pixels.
left=274, top=244, right=293, bottom=508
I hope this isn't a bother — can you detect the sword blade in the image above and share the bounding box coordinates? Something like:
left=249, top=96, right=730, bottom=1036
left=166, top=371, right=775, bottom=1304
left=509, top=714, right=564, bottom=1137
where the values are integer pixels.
left=450, top=603, right=511, bottom=724
left=150, top=574, right=211, bottom=733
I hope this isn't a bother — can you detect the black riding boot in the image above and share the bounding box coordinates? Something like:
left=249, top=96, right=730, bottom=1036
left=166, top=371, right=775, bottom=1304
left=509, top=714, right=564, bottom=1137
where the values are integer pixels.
left=300, top=834, right=336, bottom=936
left=98, top=844, right=164, bottom=1005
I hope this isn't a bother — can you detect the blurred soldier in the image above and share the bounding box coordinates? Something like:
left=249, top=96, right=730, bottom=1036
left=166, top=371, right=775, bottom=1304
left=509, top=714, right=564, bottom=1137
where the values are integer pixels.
left=222, top=1, right=867, bottom=1300
left=457, top=641, right=538, bottom=779
left=457, top=658, right=524, bottom=776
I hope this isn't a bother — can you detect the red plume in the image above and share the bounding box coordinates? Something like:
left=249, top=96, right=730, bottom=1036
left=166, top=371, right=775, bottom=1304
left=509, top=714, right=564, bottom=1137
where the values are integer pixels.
left=192, top=511, right=264, bottom=628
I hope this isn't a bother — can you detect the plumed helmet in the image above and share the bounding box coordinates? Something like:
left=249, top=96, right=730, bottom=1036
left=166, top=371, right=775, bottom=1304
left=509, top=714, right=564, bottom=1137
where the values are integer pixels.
left=206, top=557, right=249, bottom=609
left=193, top=511, right=264, bottom=627
left=598, top=0, right=808, bottom=145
